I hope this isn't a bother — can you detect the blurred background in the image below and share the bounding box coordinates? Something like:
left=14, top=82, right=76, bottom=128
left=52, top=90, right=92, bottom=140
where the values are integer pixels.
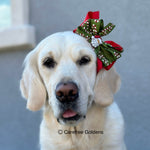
left=0, top=0, right=150, bottom=150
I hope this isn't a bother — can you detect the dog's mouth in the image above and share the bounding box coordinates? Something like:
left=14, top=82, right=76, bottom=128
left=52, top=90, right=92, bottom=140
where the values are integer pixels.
left=62, top=109, right=81, bottom=121
left=56, top=109, right=84, bottom=125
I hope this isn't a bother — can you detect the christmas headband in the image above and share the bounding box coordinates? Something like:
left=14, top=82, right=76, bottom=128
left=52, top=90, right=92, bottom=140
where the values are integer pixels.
left=73, top=11, right=123, bottom=72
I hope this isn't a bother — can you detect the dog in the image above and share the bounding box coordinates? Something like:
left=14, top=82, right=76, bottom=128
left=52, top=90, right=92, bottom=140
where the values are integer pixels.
left=20, top=31, right=126, bottom=150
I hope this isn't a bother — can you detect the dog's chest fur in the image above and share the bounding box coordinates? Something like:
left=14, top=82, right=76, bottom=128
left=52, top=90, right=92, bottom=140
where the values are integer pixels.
left=40, top=103, right=107, bottom=150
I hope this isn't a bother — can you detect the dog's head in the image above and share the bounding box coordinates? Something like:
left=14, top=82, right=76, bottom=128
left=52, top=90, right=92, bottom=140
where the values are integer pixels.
left=20, top=31, right=120, bottom=125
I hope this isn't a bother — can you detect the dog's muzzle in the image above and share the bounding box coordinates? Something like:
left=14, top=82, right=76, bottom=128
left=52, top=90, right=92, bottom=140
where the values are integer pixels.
left=55, top=81, right=84, bottom=124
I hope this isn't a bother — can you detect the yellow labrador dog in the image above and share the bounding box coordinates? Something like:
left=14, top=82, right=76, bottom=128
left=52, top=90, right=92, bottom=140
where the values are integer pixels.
left=20, top=31, right=126, bottom=150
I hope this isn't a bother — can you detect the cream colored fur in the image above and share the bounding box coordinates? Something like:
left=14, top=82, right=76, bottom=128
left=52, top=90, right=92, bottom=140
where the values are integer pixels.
left=20, top=31, right=126, bottom=150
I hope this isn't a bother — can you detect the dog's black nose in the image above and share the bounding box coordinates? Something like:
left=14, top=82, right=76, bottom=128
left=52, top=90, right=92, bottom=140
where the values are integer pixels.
left=55, top=82, right=79, bottom=102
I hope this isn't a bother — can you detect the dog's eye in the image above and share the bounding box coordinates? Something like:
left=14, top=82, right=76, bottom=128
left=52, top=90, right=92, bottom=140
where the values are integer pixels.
left=43, top=57, right=56, bottom=68
left=78, top=56, right=91, bottom=66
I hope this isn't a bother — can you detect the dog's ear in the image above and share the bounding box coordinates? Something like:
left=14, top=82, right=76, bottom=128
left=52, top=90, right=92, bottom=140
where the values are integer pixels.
left=94, top=67, right=121, bottom=107
left=20, top=49, right=46, bottom=111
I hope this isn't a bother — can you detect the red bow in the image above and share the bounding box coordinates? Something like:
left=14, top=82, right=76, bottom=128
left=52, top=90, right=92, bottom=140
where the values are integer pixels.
left=74, top=11, right=123, bottom=73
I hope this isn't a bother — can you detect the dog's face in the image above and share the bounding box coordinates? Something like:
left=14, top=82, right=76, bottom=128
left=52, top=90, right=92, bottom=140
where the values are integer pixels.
left=20, top=31, right=121, bottom=126
left=38, top=32, right=96, bottom=125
